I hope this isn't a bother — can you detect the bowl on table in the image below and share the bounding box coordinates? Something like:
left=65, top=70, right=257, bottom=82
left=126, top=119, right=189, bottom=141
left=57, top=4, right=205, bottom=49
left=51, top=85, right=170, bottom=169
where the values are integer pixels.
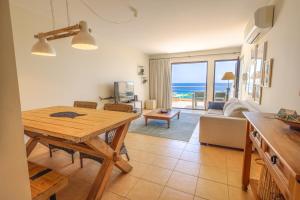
left=279, top=119, right=300, bottom=131
left=159, top=109, right=170, bottom=114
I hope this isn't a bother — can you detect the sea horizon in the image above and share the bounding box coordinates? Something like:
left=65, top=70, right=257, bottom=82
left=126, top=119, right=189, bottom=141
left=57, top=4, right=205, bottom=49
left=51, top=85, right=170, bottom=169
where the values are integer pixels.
left=172, top=82, right=231, bottom=98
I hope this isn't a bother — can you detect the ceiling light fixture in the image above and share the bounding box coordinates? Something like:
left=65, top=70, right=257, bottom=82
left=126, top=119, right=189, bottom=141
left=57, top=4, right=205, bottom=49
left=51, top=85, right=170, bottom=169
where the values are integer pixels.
left=31, top=38, right=56, bottom=56
left=32, top=21, right=97, bottom=56
left=71, top=21, right=98, bottom=50
left=31, top=0, right=98, bottom=56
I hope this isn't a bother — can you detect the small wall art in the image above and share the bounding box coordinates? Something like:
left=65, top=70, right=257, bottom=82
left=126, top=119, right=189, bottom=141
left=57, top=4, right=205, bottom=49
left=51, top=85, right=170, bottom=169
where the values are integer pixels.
left=262, top=58, right=273, bottom=88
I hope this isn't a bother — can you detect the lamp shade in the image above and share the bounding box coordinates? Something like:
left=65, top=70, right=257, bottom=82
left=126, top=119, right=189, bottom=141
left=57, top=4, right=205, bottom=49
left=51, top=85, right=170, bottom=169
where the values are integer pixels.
left=221, top=72, right=235, bottom=80
left=31, top=38, right=56, bottom=56
left=71, top=21, right=98, bottom=50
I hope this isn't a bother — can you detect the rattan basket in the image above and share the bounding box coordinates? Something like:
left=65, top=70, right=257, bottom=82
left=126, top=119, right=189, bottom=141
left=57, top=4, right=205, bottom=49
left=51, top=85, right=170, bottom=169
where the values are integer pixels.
left=255, top=158, right=285, bottom=200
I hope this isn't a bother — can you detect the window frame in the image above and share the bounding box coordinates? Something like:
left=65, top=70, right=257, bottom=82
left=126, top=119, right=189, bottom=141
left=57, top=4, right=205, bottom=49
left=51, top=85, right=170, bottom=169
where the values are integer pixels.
left=213, top=59, right=239, bottom=101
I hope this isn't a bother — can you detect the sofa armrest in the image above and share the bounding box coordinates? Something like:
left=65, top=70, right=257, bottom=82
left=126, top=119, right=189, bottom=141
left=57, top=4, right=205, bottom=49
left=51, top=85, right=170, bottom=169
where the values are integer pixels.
left=199, top=115, right=247, bottom=149
left=201, top=114, right=246, bottom=121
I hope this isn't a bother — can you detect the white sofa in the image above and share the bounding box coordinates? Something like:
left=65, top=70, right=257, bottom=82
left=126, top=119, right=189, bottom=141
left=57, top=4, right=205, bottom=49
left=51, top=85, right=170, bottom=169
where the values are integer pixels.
left=200, top=98, right=253, bottom=149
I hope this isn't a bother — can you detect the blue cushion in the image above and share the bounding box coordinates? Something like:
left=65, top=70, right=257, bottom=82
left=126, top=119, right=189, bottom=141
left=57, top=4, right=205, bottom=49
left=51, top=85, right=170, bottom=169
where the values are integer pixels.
left=208, top=101, right=225, bottom=110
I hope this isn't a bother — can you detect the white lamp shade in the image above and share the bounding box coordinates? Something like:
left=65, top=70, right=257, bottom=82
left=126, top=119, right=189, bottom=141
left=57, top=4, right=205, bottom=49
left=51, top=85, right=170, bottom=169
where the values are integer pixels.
left=71, top=21, right=98, bottom=50
left=31, top=38, right=56, bottom=56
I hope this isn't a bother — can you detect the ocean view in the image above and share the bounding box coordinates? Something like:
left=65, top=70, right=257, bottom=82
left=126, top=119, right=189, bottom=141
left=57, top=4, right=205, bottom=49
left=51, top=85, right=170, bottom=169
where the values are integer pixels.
left=172, top=82, right=231, bottom=99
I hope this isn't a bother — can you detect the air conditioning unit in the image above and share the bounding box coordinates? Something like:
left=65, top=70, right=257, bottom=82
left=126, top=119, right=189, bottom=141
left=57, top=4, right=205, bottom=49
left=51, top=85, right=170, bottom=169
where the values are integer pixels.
left=244, top=5, right=275, bottom=44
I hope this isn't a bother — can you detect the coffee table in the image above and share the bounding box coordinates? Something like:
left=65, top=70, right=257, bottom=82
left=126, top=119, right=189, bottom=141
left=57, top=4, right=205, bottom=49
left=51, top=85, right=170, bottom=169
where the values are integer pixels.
left=143, top=109, right=181, bottom=128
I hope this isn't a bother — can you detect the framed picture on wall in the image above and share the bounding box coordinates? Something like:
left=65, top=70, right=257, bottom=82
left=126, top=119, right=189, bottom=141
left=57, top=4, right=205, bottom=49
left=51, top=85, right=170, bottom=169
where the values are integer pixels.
left=262, top=58, right=273, bottom=87
left=239, top=56, right=248, bottom=90
left=251, top=45, right=257, bottom=59
left=247, top=59, right=255, bottom=98
left=247, top=45, right=257, bottom=99
left=252, top=41, right=267, bottom=104
left=255, top=42, right=267, bottom=86
left=254, top=85, right=262, bottom=104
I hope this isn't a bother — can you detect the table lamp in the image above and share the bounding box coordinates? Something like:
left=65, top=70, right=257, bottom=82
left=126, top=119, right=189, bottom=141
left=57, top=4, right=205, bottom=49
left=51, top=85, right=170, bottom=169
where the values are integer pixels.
left=221, top=72, right=235, bottom=101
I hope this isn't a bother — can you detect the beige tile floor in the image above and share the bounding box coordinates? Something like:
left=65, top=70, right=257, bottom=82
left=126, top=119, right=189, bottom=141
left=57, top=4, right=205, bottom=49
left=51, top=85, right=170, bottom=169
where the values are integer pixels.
left=28, top=118, right=260, bottom=200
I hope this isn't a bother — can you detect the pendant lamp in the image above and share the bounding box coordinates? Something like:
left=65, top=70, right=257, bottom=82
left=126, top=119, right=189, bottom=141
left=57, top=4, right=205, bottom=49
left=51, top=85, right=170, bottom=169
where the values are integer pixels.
left=71, top=21, right=98, bottom=50
left=31, top=38, right=56, bottom=56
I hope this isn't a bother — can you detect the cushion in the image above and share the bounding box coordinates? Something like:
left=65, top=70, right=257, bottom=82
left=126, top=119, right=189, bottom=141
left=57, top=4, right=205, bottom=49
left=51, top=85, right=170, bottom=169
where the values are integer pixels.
left=224, top=102, right=249, bottom=118
left=223, top=98, right=239, bottom=112
left=207, top=109, right=224, bottom=115
left=208, top=101, right=225, bottom=110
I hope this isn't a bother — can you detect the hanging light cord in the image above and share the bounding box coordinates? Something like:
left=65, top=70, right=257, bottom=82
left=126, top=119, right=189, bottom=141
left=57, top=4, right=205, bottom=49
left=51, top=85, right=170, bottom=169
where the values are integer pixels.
left=66, top=0, right=71, bottom=26
left=80, top=0, right=138, bottom=24
left=50, top=0, right=56, bottom=30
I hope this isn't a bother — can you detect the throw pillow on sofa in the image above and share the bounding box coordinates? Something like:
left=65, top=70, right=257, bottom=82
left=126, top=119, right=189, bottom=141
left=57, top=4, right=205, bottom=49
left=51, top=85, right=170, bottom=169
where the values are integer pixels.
left=224, top=102, right=249, bottom=118
left=223, top=98, right=239, bottom=112
left=208, top=101, right=225, bottom=110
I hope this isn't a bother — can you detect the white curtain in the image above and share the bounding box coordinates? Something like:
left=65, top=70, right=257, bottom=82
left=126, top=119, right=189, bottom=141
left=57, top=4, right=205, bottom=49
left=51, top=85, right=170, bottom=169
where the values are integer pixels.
left=149, top=59, right=172, bottom=109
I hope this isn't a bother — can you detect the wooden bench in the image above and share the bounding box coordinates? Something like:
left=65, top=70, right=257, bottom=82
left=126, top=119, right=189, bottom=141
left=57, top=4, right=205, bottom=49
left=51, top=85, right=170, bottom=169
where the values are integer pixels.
left=28, top=162, right=68, bottom=200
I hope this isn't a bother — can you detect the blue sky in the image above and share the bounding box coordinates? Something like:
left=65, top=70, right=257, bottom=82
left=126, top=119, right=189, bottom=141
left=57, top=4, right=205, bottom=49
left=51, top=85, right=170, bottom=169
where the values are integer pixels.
left=172, top=61, right=237, bottom=83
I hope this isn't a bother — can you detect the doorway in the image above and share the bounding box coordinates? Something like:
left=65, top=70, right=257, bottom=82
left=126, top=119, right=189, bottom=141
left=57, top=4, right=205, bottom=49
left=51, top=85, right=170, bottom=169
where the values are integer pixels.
left=171, top=62, right=208, bottom=110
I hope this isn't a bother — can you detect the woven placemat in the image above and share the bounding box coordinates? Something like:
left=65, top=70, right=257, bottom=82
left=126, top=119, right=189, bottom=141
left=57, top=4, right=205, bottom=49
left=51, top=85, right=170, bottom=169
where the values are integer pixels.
left=50, top=112, right=86, bottom=119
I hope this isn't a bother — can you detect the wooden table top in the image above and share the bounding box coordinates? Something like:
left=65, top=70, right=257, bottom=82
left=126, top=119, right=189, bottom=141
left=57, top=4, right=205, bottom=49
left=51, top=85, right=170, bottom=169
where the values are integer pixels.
left=244, top=112, right=300, bottom=178
left=143, top=109, right=180, bottom=119
left=22, top=106, right=139, bottom=143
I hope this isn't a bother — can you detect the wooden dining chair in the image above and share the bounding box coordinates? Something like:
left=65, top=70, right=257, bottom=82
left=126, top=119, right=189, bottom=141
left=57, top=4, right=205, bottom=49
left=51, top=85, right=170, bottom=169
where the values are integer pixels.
left=73, top=101, right=98, bottom=109
left=49, top=101, right=98, bottom=163
left=103, top=103, right=133, bottom=112
left=103, top=103, right=132, bottom=160
left=79, top=103, right=133, bottom=168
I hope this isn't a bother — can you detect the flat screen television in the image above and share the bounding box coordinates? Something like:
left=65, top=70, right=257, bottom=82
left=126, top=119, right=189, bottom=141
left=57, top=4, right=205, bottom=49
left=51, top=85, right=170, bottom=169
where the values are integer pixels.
left=114, top=81, right=134, bottom=103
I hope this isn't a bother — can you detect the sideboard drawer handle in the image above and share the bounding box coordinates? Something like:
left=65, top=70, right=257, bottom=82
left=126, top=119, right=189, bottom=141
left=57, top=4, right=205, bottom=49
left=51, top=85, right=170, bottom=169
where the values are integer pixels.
left=251, top=131, right=258, bottom=137
left=271, top=155, right=278, bottom=165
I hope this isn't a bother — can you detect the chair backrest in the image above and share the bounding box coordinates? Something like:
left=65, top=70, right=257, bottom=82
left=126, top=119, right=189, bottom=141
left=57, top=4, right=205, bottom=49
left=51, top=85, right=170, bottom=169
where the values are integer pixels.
left=104, top=103, right=133, bottom=113
left=74, top=101, right=97, bottom=109
left=215, top=92, right=226, bottom=98
left=194, top=91, right=205, bottom=98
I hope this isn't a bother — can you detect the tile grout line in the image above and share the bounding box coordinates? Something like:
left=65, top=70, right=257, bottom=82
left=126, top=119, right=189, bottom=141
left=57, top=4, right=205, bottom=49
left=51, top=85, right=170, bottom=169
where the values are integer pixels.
left=225, top=152, right=230, bottom=200
left=156, top=161, right=179, bottom=200
left=122, top=174, right=140, bottom=200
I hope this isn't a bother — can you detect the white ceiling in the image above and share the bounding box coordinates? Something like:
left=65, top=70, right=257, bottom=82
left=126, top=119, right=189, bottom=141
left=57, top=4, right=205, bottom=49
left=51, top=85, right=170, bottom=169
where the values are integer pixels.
left=11, top=0, right=270, bottom=54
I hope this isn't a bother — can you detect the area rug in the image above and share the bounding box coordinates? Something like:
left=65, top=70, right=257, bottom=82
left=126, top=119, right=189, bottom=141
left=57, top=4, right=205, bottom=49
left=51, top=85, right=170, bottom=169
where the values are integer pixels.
left=129, top=112, right=200, bottom=142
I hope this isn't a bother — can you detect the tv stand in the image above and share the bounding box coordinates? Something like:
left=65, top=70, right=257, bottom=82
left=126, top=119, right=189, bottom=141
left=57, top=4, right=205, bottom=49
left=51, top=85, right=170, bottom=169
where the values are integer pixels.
left=121, top=100, right=143, bottom=113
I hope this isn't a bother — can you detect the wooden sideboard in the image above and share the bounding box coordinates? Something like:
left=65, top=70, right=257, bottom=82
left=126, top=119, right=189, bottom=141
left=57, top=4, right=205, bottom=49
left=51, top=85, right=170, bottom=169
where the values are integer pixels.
left=242, top=112, right=300, bottom=200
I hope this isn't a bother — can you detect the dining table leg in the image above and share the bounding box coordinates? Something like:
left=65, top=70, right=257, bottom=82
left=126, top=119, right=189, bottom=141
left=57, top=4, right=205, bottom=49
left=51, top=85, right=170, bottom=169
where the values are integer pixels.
left=26, top=138, right=39, bottom=157
left=86, top=159, right=114, bottom=200
left=115, top=158, right=132, bottom=173
left=85, top=122, right=132, bottom=200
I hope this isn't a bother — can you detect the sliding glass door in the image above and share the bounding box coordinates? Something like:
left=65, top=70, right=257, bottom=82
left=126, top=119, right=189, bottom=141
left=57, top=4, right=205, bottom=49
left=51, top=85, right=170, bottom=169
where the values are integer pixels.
left=213, top=60, right=238, bottom=101
left=172, top=62, right=208, bottom=110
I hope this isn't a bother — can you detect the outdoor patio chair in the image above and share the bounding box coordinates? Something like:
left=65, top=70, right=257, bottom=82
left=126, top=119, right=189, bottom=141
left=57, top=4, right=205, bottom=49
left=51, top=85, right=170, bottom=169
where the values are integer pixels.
left=214, top=92, right=226, bottom=102
left=79, top=103, right=132, bottom=168
left=194, top=91, right=207, bottom=108
left=48, top=101, right=98, bottom=163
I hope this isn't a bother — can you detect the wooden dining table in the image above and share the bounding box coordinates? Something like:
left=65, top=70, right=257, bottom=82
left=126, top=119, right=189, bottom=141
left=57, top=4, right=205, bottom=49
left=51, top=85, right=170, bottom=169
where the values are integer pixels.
left=23, top=106, right=139, bottom=200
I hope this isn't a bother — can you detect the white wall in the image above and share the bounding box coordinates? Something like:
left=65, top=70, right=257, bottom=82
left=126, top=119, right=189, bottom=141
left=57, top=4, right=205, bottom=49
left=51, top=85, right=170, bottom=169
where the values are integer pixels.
left=0, top=1, right=31, bottom=199
left=150, top=47, right=241, bottom=103
left=240, top=0, right=300, bottom=113
left=10, top=4, right=149, bottom=111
